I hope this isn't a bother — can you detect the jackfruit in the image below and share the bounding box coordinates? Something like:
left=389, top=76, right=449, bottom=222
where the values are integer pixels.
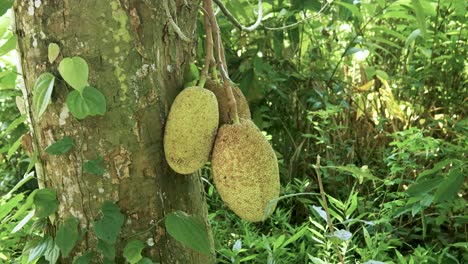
left=212, top=118, right=280, bottom=222
left=164, top=87, right=219, bottom=174
left=205, top=78, right=251, bottom=124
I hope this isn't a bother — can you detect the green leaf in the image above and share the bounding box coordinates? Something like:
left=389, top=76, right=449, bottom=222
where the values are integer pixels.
left=375, top=70, right=389, bottom=80
left=33, top=188, right=58, bottom=218
left=44, top=243, right=60, bottom=264
left=7, top=134, right=23, bottom=159
left=83, top=157, right=105, bottom=176
left=56, top=217, right=80, bottom=257
left=44, top=136, right=75, bottom=155
left=12, top=209, right=35, bottom=233
left=434, top=168, right=464, bottom=203
left=406, top=177, right=441, bottom=197
left=58, top=56, right=89, bottom=92
left=183, top=63, right=199, bottom=83
left=66, top=86, right=106, bottom=119
left=123, top=240, right=145, bottom=264
left=0, top=0, right=14, bottom=16
left=325, top=165, right=381, bottom=183
left=48, top=43, right=60, bottom=63
left=3, top=114, right=26, bottom=135
left=405, top=29, right=421, bottom=48
left=0, top=193, right=24, bottom=220
left=97, top=239, right=116, bottom=261
left=0, top=35, right=16, bottom=57
left=28, top=235, right=54, bottom=263
left=332, top=229, right=352, bottom=242
left=72, top=251, right=95, bottom=264
left=411, top=0, right=427, bottom=37
left=33, top=73, right=56, bottom=119
left=138, top=258, right=156, bottom=264
left=93, top=202, right=124, bottom=244
left=165, top=211, right=211, bottom=256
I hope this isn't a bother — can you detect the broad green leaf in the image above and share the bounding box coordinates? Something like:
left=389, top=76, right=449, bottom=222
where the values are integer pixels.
left=332, top=229, right=352, bottom=241
left=137, top=258, right=155, bottom=264
left=66, top=86, right=106, bottom=119
left=335, top=1, right=363, bottom=21
left=411, top=0, right=427, bottom=37
left=58, top=56, right=89, bottom=92
left=28, top=235, right=54, bottom=263
left=93, top=202, right=124, bottom=243
left=0, top=0, right=14, bottom=16
left=282, top=226, right=308, bottom=247
left=418, top=159, right=457, bottom=179
left=183, top=63, right=199, bottom=84
left=123, top=240, right=144, bottom=264
left=11, top=189, right=37, bottom=221
left=44, top=243, right=60, bottom=264
left=48, top=43, right=60, bottom=63
left=12, top=209, right=35, bottom=233
left=7, top=134, right=23, bottom=159
left=311, top=205, right=327, bottom=222
left=0, top=70, right=17, bottom=89
left=405, top=29, right=421, bottom=48
left=325, top=165, right=381, bottom=183
left=0, top=35, right=16, bottom=57
left=375, top=70, right=389, bottom=80
left=44, top=136, right=75, bottom=155
left=406, top=177, right=441, bottom=197
left=97, top=239, right=116, bottom=261
left=32, top=73, right=56, bottom=119
left=56, top=217, right=80, bottom=257
left=3, top=114, right=26, bottom=135
left=83, top=157, right=105, bottom=176
left=73, top=251, right=95, bottom=264
left=0, top=193, right=24, bottom=220
left=165, top=211, right=211, bottom=256
left=344, top=47, right=364, bottom=57
left=434, top=168, right=464, bottom=203
left=34, top=189, right=59, bottom=218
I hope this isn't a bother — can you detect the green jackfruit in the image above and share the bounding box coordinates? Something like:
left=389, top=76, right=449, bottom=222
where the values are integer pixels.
left=205, top=78, right=251, bottom=124
left=164, top=87, right=219, bottom=174
left=212, top=119, right=280, bottom=222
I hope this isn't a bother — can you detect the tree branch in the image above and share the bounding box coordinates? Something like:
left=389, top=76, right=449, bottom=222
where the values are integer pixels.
left=213, top=0, right=263, bottom=32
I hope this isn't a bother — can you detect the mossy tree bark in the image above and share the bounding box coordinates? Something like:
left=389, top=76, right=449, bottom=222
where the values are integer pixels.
left=14, top=0, right=214, bottom=263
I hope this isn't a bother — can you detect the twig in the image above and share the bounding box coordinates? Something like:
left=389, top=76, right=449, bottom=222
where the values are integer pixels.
left=314, top=155, right=345, bottom=264
left=213, top=0, right=263, bottom=32
left=162, top=0, right=192, bottom=42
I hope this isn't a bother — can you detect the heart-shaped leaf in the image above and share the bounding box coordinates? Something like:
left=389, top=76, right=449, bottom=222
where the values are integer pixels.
left=93, top=202, right=124, bottom=244
left=56, top=217, right=80, bottom=257
left=33, top=73, right=55, bottom=119
left=123, top=240, right=144, bottom=264
left=48, top=43, right=60, bottom=63
left=45, top=136, right=75, bottom=155
left=34, top=188, right=58, bottom=218
left=66, top=86, right=106, bottom=119
left=165, top=211, right=211, bottom=256
left=58, top=56, right=89, bottom=92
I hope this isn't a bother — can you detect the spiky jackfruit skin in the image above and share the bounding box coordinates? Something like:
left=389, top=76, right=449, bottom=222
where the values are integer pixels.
left=164, top=87, right=219, bottom=174
left=212, top=119, right=280, bottom=222
left=205, top=78, right=251, bottom=124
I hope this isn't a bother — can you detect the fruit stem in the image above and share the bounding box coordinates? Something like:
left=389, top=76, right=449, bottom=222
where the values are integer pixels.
left=199, top=1, right=215, bottom=89
left=205, top=0, right=240, bottom=124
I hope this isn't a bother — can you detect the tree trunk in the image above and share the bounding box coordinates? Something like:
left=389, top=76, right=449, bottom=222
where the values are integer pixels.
left=14, top=0, right=214, bottom=263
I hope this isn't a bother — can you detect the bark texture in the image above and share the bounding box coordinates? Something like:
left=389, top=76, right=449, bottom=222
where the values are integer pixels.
left=14, top=0, right=214, bottom=263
